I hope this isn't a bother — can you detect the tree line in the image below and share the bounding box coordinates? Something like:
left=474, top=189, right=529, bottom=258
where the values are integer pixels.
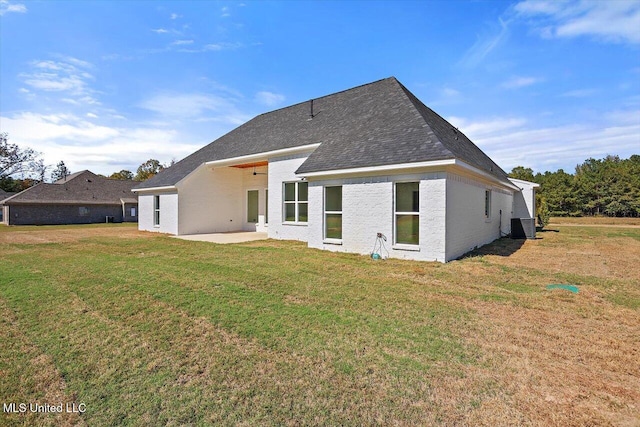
left=1, top=133, right=171, bottom=192
left=509, top=154, right=640, bottom=219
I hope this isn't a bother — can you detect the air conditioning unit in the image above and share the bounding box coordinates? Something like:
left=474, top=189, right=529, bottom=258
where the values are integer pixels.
left=511, top=218, right=536, bottom=239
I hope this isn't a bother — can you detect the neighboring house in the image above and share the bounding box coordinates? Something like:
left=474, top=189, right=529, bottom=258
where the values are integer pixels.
left=1, top=171, right=138, bottom=225
left=133, top=77, right=538, bottom=262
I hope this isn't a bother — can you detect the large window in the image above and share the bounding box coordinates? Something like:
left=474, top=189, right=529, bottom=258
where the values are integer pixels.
left=325, top=186, right=342, bottom=239
left=485, top=190, right=492, bottom=218
left=154, top=195, right=160, bottom=226
left=283, top=181, right=308, bottom=223
left=395, top=182, right=419, bottom=245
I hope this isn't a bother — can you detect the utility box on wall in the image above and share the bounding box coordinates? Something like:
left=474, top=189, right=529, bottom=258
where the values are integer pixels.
left=511, top=218, right=536, bottom=239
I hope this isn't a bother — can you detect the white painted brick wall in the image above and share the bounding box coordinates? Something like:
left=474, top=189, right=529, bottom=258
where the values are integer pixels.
left=267, top=153, right=310, bottom=242
left=307, top=172, right=448, bottom=262
left=445, top=173, right=513, bottom=261
left=138, top=192, right=179, bottom=235
left=177, top=164, right=244, bottom=235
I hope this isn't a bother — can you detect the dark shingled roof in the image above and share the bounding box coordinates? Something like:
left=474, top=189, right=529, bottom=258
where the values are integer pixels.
left=135, top=77, right=508, bottom=190
left=0, top=189, right=16, bottom=200
left=3, top=171, right=138, bottom=205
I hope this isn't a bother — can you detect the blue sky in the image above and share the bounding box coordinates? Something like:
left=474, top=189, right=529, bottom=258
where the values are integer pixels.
left=1, top=0, right=639, bottom=179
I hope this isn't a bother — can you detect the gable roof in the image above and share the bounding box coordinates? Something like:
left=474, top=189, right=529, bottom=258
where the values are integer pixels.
left=2, top=170, right=138, bottom=205
left=135, top=77, right=508, bottom=190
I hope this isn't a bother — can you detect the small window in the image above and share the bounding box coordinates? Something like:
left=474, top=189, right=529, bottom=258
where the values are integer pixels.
left=154, top=195, right=160, bottom=226
left=131, top=207, right=136, bottom=217
left=283, top=181, right=308, bottom=223
left=485, top=190, right=492, bottom=218
left=325, top=186, right=342, bottom=239
left=395, top=182, right=419, bottom=245
left=79, top=207, right=89, bottom=216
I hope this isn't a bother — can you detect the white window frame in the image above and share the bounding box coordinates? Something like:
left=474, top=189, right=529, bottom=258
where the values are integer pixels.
left=283, top=181, right=308, bottom=224
left=394, top=181, right=420, bottom=247
left=131, top=207, right=136, bottom=217
left=265, top=188, right=269, bottom=224
left=153, top=195, right=160, bottom=227
left=324, top=185, right=342, bottom=242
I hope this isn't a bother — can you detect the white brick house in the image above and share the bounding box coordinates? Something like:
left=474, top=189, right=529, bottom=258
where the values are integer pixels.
left=133, top=77, right=537, bottom=262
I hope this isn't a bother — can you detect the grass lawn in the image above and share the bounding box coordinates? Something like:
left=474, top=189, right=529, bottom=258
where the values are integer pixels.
left=0, top=223, right=638, bottom=426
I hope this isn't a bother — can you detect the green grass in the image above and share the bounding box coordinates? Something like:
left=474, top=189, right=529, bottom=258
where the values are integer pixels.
left=1, top=224, right=638, bottom=425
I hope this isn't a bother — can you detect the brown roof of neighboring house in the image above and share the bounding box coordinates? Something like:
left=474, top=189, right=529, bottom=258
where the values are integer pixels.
left=2, top=170, right=138, bottom=205
left=0, top=189, right=16, bottom=201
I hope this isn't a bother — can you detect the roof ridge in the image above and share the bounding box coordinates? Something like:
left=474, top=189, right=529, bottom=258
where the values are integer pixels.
left=254, top=76, right=396, bottom=117
left=395, top=80, right=509, bottom=180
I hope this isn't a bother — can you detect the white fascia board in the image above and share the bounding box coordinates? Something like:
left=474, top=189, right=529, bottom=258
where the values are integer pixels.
left=132, top=185, right=177, bottom=193
left=300, top=158, right=520, bottom=191
left=509, top=178, right=541, bottom=188
left=299, top=159, right=457, bottom=178
left=205, top=143, right=321, bottom=168
left=454, top=160, right=521, bottom=191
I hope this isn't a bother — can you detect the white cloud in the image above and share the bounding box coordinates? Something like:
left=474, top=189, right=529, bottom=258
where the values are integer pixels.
left=171, top=39, right=194, bottom=46
left=203, top=42, right=243, bottom=51
left=561, top=88, right=598, bottom=98
left=450, top=112, right=640, bottom=172
left=151, top=28, right=169, bottom=34
left=170, top=13, right=180, bottom=20
left=254, top=91, right=285, bottom=107
left=459, top=17, right=510, bottom=68
left=515, top=0, right=640, bottom=44
left=0, top=0, right=26, bottom=15
left=501, top=76, right=544, bottom=89
left=18, top=57, right=99, bottom=106
left=138, top=92, right=250, bottom=125
left=86, top=113, right=98, bottom=119
left=0, top=112, right=200, bottom=176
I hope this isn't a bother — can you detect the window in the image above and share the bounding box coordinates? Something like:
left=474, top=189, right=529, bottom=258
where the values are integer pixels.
left=131, top=207, right=136, bottom=217
left=485, top=190, right=492, bottom=218
left=247, top=190, right=259, bottom=223
left=283, top=181, right=308, bottom=223
left=395, top=182, right=419, bottom=245
left=325, top=186, right=342, bottom=239
left=154, top=195, right=160, bottom=226
left=79, top=207, right=89, bottom=216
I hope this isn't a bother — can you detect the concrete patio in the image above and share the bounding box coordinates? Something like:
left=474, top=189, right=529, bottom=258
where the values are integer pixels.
left=171, top=231, right=268, bottom=244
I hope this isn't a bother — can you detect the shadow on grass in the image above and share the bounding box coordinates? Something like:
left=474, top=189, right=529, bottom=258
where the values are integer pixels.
left=459, top=237, right=527, bottom=259
left=537, top=227, right=560, bottom=233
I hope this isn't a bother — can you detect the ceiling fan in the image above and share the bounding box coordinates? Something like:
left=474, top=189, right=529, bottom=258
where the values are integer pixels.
left=252, top=166, right=267, bottom=176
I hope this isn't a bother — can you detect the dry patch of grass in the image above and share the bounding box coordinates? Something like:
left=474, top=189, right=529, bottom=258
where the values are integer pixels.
left=550, top=216, right=640, bottom=226
left=1, top=224, right=638, bottom=425
left=0, top=223, right=152, bottom=245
